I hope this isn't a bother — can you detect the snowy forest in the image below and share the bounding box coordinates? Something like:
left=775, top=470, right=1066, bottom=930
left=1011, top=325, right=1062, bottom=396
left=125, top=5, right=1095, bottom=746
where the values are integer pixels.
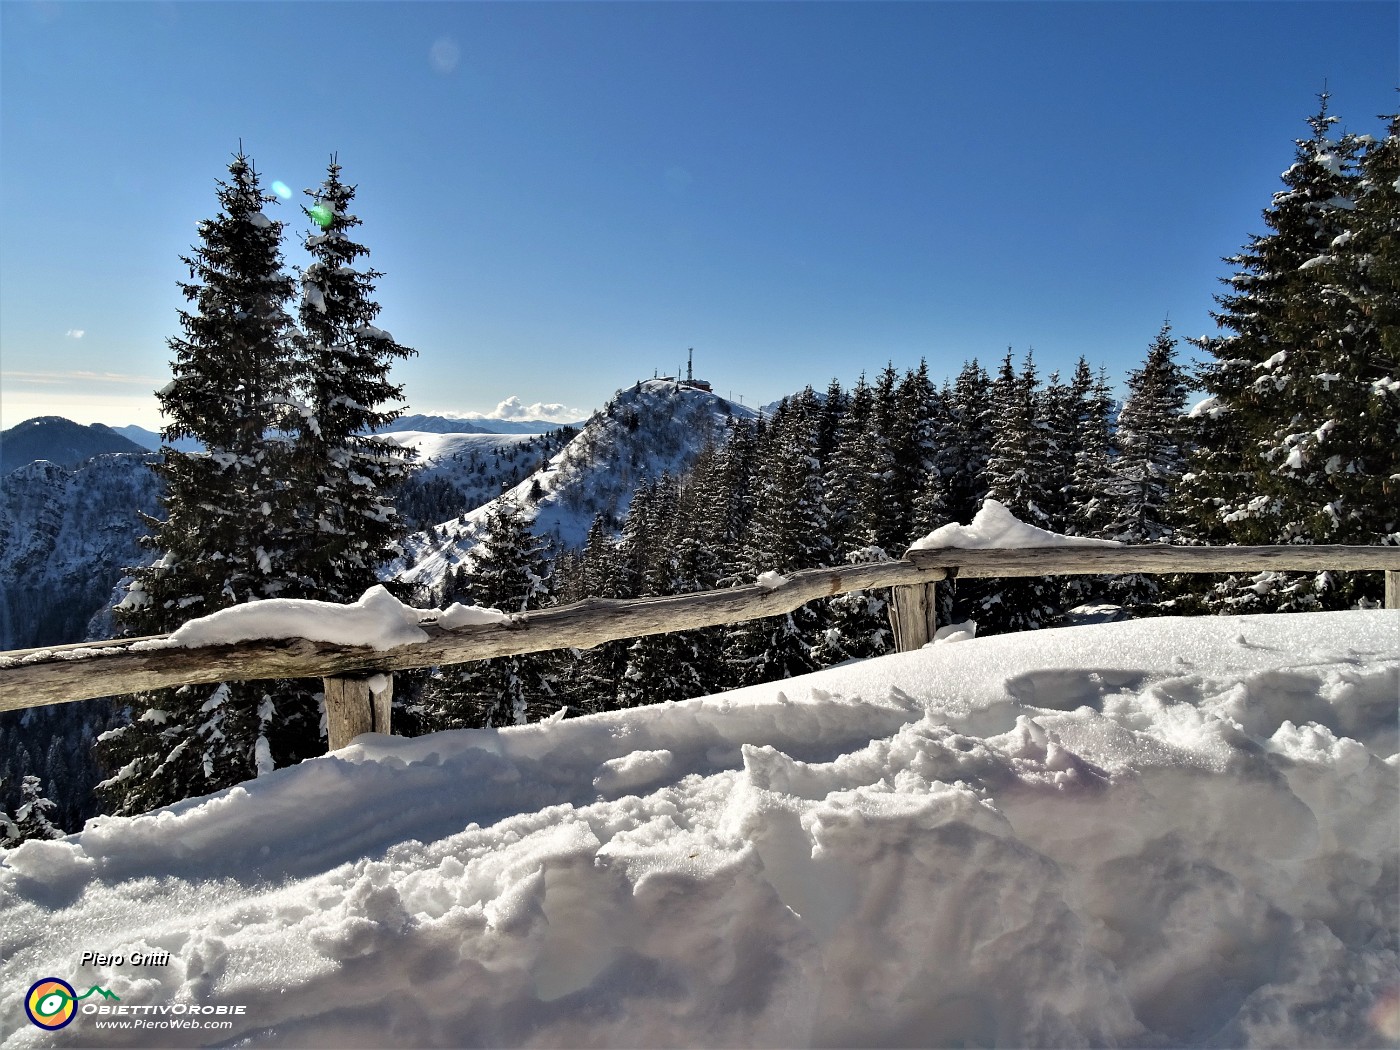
left=3, top=97, right=1397, bottom=841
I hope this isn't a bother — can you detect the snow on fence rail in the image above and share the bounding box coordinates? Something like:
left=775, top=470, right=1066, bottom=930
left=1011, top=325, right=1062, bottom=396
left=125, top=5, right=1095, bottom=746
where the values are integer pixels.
left=0, top=544, right=1396, bottom=749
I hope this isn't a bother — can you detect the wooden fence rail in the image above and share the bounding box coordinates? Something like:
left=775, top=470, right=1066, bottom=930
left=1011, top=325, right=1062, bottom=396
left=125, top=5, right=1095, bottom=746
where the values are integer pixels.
left=1, top=544, right=1396, bottom=749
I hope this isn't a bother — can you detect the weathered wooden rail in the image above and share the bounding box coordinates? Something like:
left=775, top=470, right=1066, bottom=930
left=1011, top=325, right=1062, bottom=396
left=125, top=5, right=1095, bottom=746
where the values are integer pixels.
left=1, top=545, right=1395, bottom=749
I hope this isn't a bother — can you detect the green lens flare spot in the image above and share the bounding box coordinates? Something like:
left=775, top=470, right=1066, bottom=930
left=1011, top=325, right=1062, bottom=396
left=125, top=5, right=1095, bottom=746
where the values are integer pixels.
left=310, top=204, right=334, bottom=230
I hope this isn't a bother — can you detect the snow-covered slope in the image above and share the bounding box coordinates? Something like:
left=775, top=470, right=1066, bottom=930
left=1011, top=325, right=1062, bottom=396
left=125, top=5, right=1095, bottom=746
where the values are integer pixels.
left=378, top=413, right=580, bottom=436
left=0, top=454, right=161, bottom=652
left=0, top=453, right=162, bottom=832
left=1, top=611, right=1395, bottom=1048
left=394, top=379, right=754, bottom=593
left=377, top=430, right=537, bottom=463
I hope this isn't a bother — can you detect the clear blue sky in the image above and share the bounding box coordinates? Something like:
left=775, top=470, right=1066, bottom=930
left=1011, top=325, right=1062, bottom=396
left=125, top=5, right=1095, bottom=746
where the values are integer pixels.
left=2, top=1, right=1396, bottom=429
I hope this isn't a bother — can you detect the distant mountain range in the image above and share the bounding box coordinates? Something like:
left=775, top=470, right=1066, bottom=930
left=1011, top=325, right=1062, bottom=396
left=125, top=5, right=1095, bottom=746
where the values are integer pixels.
left=0, top=414, right=581, bottom=476
left=0, top=416, right=148, bottom=473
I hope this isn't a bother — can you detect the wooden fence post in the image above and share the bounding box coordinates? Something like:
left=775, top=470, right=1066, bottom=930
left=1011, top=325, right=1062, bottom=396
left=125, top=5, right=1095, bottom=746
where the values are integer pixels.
left=890, top=582, right=938, bottom=652
left=1387, top=570, right=1398, bottom=610
left=324, top=673, right=393, bottom=751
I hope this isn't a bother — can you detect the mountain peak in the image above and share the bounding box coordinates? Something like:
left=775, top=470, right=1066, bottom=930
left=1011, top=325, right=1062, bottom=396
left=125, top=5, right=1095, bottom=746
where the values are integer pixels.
left=0, top=416, right=148, bottom=473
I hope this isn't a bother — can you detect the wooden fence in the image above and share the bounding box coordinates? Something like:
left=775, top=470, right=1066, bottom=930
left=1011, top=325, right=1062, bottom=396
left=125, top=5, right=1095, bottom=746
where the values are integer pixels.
left=1, top=545, right=1396, bottom=749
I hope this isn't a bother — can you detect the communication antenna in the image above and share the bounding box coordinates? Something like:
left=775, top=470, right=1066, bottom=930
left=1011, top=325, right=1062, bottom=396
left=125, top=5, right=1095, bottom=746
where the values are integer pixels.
left=687, top=348, right=694, bottom=382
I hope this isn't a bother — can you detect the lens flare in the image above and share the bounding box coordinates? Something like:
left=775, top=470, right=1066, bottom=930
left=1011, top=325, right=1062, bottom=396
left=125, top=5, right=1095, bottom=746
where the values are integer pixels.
left=271, top=181, right=293, bottom=200
left=1370, top=985, right=1400, bottom=1040
left=309, top=204, right=334, bottom=230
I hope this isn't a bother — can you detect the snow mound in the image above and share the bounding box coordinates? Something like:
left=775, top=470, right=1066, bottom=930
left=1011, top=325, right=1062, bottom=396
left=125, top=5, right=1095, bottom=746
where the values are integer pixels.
left=912, top=498, right=1124, bottom=550
left=1, top=612, right=1396, bottom=1048
left=167, top=585, right=429, bottom=650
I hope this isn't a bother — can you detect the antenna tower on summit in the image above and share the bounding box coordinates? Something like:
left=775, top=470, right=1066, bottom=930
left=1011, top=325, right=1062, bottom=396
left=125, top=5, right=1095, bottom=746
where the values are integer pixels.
left=687, top=348, right=694, bottom=382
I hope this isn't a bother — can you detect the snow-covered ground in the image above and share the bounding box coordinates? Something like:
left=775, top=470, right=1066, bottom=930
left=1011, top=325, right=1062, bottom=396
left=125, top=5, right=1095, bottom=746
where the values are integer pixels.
left=2, top=611, right=1397, bottom=1047
left=375, top=430, right=539, bottom=466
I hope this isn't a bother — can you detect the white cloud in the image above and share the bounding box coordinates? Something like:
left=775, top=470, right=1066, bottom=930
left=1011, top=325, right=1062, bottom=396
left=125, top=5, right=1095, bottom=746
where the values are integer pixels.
left=485, top=396, right=583, bottom=423
left=3, top=370, right=161, bottom=386
left=65, top=329, right=85, bottom=339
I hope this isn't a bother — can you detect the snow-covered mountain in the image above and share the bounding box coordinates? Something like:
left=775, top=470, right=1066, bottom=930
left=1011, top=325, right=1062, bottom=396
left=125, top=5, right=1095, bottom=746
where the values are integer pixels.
left=393, top=379, right=756, bottom=595
left=385, top=429, right=577, bottom=531
left=0, top=453, right=162, bottom=652
left=0, top=452, right=162, bottom=831
left=108, top=425, right=204, bottom=454
left=378, top=412, right=581, bottom=435
left=0, top=416, right=148, bottom=472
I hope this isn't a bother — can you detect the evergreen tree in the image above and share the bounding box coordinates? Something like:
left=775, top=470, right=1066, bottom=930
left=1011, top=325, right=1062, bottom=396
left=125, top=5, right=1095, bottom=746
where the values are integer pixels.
left=292, top=157, right=418, bottom=602
left=724, top=403, right=826, bottom=686
left=1068, top=360, right=1117, bottom=540
left=13, top=775, right=63, bottom=843
left=971, top=351, right=1063, bottom=633
left=1184, top=96, right=1397, bottom=610
left=1062, top=359, right=1118, bottom=609
left=617, top=476, right=722, bottom=707
left=565, top=515, right=635, bottom=714
left=100, top=151, right=315, bottom=817
left=941, top=360, right=994, bottom=525
left=851, top=365, right=902, bottom=553
left=422, top=502, right=555, bottom=728
left=0, top=775, right=64, bottom=847
left=823, top=375, right=875, bottom=554
left=1104, top=323, right=1189, bottom=607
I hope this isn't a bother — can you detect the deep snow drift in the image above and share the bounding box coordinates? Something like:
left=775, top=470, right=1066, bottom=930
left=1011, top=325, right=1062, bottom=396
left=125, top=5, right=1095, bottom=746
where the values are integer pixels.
left=1, top=612, right=1397, bottom=1048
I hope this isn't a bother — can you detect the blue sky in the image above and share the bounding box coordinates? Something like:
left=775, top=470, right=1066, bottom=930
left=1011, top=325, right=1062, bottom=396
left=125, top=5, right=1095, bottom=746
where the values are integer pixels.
left=2, top=1, right=1396, bottom=430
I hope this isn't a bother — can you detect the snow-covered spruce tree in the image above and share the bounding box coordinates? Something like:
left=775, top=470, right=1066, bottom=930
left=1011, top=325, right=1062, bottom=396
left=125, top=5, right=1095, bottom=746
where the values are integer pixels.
left=851, top=365, right=903, bottom=554
left=560, top=515, right=634, bottom=714
left=0, top=775, right=64, bottom=847
left=823, top=374, right=874, bottom=554
left=724, top=399, right=826, bottom=687
left=910, top=378, right=955, bottom=541
left=1060, top=359, right=1118, bottom=608
left=618, top=474, right=720, bottom=708
left=886, top=361, right=940, bottom=550
left=1183, top=97, right=1397, bottom=610
left=12, top=775, right=64, bottom=844
left=292, top=157, right=418, bottom=602
left=100, top=152, right=312, bottom=817
left=421, top=501, right=556, bottom=729
left=1104, top=322, right=1189, bottom=608
left=968, top=350, right=1064, bottom=634
left=940, top=359, right=995, bottom=526
left=1068, top=359, right=1118, bottom=540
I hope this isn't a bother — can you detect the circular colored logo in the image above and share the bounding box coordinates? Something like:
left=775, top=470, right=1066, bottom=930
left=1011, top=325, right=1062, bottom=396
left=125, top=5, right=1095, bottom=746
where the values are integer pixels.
left=26, top=978, right=77, bottom=1030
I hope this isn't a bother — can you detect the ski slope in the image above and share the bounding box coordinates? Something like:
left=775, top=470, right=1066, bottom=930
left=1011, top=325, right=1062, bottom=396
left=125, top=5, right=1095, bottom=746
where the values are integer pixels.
left=1, top=611, right=1396, bottom=1047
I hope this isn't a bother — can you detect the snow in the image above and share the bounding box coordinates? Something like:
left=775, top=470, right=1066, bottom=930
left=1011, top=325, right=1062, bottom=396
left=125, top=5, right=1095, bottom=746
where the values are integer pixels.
left=167, top=585, right=429, bottom=650
left=931, top=619, right=977, bottom=644
left=1, top=611, right=1395, bottom=1047
left=375, top=430, right=537, bottom=465
left=1189, top=394, right=1226, bottom=419
left=756, top=570, right=788, bottom=589
left=911, top=498, right=1123, bottom=550
left=436, top=601, right=511, bottom=629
